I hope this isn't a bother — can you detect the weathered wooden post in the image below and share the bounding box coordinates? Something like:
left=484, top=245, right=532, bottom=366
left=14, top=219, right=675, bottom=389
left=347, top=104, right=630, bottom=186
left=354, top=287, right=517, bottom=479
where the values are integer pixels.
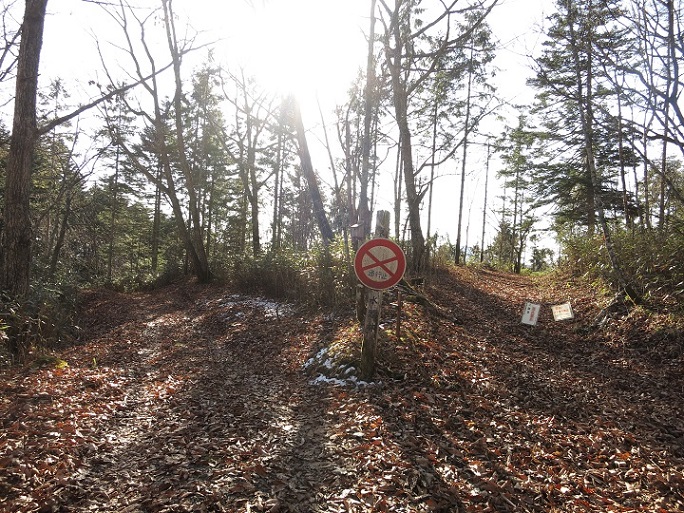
left=350, top=223, right=366, bottom=323
left=354, top=211, right=405, bottom=381
left=395, top=289, right=402, bottom=342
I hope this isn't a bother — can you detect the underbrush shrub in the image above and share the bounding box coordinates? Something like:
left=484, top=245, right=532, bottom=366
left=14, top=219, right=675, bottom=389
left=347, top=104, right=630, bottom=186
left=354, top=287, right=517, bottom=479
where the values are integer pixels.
left=152, top=262, right=185, bottom=289
left=108, top=274, right=157, bottom=293
left=560, top=234, right=612, bottom=287
left=430, top=241, right=456, bottom=272
left=560, top=229, right=684, bottom=311
left=612, top=229, right=684, bottom=307
left=226, top=240, right=354, bottom=309
left=1, top=282, right=79, bottom=363
left=228, top=252, right=303, bottom=297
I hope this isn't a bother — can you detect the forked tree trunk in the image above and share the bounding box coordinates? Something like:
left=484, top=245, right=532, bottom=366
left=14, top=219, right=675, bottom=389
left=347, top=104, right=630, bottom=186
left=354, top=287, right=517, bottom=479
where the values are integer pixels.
left=162, top=0, right=211, bottom=282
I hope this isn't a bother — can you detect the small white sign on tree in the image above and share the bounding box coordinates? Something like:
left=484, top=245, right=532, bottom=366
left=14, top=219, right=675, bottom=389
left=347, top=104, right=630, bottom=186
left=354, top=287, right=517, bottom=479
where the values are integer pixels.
left=521, top=302, right=541, bottom=326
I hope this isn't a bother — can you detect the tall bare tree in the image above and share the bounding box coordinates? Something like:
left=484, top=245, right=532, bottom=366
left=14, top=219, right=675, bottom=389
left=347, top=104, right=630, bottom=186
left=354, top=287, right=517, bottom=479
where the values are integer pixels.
left=219, top=70, right=280, bottom=256
left=99, top=0, right=212, bottom=282
left=377, top=0, right=498, bottom=272
left=358, top=0, right=378, bottom=242
left=291, top=98, right=335, bottom=246
left=615, top=0, right=684, bottom=216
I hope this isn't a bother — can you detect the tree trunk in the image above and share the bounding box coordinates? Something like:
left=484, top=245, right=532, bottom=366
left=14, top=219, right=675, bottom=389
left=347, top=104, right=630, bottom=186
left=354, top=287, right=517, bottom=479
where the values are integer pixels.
left=613, top=69, right=632, bottom=228
left=250, top=172, right=261, bottom=255
left=360, top=210, right=390, bottom=381
left=48, top=192, right=71, bottom=278
left=455, top=44, right=474, bottom=266
left=206, top=170, right=215, bottom=261
left=162, top=0, right=211, bottom=282
left=108, top=144, right=121, bottom=283
left=271, top=130, right=283, bottom=251
left=1, top=0, right=48, bottom=300
left=244, top=110, right=261, bottom=255
left=152, top=163, right=162, bottom=275
left=145, top=117, right=209, bottom=282
left=566, top=0, right=640, bottom=303
left=384, top=6, right=425, bottom=272
left=399, top=119, right=426, bottom=272
left=658, top=0, right=675, bottom=230
left=642, top=128, right=652, bottom=229
left=480, top=141, right=490, bottom=263
left=393, top=135, right=403, bottom=241
left=292, top=100, right=335, bottom=245
left=358, top=0, right=377, bottom=241
left=426, top=102, right=438, bottom=265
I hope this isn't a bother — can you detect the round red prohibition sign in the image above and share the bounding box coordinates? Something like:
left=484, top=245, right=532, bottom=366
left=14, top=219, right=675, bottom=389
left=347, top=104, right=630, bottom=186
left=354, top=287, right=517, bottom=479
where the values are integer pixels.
left=354, top=238, right=406, bottom=290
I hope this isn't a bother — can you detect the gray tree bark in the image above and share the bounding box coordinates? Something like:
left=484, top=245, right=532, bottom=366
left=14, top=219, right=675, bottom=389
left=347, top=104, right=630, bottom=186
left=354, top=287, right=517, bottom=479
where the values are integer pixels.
left=1, top=0, right=48, bottom=300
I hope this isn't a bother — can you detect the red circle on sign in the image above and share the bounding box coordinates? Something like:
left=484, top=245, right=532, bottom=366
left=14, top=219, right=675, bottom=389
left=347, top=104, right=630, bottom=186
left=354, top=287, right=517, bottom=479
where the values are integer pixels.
left=354, top=238, right=407, bottom=290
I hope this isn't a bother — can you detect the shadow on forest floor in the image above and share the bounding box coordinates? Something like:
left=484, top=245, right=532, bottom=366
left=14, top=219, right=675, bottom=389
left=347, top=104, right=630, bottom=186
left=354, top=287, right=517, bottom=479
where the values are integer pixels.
left=1, top=268, right=683, bottom=512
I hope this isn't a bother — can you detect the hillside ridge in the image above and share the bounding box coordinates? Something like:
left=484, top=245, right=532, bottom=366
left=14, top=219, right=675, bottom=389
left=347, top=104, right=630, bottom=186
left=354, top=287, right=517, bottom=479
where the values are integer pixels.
left=1, top=267, right=683, bottom=512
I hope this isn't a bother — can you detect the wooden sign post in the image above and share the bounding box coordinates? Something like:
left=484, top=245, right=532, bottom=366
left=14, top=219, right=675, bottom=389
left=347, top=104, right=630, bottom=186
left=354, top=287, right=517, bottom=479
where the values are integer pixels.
left=354, top=211, right=406, bottom=380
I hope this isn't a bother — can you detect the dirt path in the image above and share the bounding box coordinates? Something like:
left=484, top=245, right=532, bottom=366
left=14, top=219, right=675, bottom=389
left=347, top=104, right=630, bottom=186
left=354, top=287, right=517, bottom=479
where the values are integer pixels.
left=1, top=270, right=683, bottom=512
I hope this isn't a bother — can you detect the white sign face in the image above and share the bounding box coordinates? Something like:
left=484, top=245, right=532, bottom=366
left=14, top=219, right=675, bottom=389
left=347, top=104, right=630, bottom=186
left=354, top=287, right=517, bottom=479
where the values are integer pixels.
left=551, top=302, right=574, bottom=321
left=521, top=302, right=541, bottom=326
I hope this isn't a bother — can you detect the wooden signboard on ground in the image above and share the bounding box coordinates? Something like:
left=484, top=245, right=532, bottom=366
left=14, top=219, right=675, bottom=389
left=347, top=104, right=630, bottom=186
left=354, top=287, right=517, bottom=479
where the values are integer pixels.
left=551, top=302, right=574, bottom=321
left=521, top=302, right=541, bottom=326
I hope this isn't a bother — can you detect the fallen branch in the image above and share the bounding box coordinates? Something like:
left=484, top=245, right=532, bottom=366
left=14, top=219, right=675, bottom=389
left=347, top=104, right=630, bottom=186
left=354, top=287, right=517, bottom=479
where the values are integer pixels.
left=395, top=278, right=461, bottom=324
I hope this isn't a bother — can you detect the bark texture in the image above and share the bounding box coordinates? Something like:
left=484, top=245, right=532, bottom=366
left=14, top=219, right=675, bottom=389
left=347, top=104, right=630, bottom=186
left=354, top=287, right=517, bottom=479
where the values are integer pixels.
left=2, top=0, right=48, bottom=299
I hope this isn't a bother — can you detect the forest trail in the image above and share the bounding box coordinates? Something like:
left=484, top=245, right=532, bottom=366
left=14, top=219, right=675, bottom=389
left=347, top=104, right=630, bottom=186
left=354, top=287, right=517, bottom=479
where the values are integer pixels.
left=1, top=268, right=683, bottom=512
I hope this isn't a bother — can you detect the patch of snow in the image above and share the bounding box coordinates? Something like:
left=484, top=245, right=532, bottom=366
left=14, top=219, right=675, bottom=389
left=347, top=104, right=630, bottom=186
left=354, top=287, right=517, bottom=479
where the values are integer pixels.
left=309, top=375, right=348, bottom=386
left=347, top=375, right=372, bottom=387
left=217, top=295, right=294, bottom=318
left=304, top=346, right=377, bottom=387
left=303, top=347, right=329, bottom=369
left=308, top=374, right=373, bottom=388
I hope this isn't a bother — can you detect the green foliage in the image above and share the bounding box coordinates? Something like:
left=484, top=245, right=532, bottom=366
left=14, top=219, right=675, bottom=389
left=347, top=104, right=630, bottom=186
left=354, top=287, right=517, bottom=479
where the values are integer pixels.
left=428, top=236, right=454, bottom=271
left=560, top=228, right=684, bottom=310
left=612, top=230, right=684, bottom=306
left=1, top=282, right=79, bottom=361
left=530, top=246, right=555, bottom=272
left=528, top=0, right=634, bottom=235
left=225, top=239, right=354, bottom=309
left=31, top=354, right=69, bottom=369
left=485, top=219, right=537, bottom=273
left=559, top=233, right=611, bottom=286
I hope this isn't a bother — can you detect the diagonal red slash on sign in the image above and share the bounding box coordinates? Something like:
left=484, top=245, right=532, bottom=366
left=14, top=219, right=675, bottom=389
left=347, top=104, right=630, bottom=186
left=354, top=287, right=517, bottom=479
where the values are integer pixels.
left=362, top=253, right=399, bottom=276
left=354, top=238, right=407, bottom=290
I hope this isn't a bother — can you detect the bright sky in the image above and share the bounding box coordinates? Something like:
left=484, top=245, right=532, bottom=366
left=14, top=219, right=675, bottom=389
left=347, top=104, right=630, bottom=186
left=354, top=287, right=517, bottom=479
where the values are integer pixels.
left=211, top=0, right=370, bottom=103
left=40, top=0, right=369, bottom=119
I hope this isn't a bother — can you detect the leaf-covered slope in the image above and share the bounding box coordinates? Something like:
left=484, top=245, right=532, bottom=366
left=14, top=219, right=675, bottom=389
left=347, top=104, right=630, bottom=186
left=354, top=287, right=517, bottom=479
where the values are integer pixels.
left=1, top=269, right=683, bottom=512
